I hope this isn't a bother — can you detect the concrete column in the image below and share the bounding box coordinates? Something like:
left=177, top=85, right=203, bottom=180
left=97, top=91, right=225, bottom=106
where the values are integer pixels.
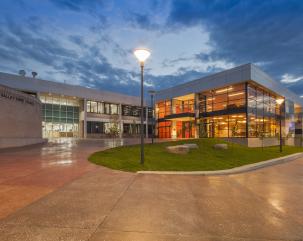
left=83, top=99, right=87, bottom=139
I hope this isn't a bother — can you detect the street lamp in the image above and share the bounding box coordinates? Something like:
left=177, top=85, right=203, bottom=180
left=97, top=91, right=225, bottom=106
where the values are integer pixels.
left=148, top=90, right=156, bottom=144
left=134, top=48, right=151, bottom=165
left=276, top=98, right=284, bottom=152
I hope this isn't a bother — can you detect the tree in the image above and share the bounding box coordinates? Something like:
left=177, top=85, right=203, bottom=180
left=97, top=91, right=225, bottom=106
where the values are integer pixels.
left=108, top=115, right=120, bottom=146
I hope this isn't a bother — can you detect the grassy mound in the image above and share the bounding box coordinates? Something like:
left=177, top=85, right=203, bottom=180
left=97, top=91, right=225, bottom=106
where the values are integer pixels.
left=88, top=139, right=303, bottom=172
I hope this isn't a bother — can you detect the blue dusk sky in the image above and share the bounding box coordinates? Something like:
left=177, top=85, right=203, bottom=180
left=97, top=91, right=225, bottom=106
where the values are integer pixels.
left=0, top=0, right=302, bottom=97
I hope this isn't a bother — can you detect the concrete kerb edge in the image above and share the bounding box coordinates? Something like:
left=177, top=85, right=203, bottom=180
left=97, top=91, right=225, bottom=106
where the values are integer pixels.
left=137, top=152, right=303, bottom=176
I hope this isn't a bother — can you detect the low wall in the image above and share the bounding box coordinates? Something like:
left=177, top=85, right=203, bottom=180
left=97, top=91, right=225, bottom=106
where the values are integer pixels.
left=0, top=84, right=45, bottom=148
left=223, top=137, right=281, bottom=147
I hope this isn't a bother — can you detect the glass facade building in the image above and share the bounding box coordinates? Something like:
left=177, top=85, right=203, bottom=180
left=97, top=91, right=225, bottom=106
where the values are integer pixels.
left=155, top=64, right=303, bottom=146
left=198, top=83, right=281, bottom=138
left=156, top=82, right=286, bottom=139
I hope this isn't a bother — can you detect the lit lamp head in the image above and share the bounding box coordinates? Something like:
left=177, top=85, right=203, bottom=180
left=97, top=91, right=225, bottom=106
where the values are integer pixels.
left=276, top=98, right=284, bottom=105
left=134, top=48, right=151, bottom=66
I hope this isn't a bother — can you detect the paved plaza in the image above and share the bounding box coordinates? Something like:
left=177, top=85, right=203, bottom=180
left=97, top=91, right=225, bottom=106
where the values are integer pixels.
left=0, top=139, right=303, bottom=240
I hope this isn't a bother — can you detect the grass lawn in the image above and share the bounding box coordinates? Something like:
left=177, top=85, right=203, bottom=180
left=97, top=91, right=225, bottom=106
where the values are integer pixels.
left=88, top=138, right=303, bottom=172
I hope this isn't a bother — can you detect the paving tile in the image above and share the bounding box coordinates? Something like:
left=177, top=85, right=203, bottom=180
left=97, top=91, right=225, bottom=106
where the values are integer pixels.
left=2, top=171, right=134, bottom=229
left=100, top=174, right=303, bottom=240
left=89, top=230, right=278, bottom=241
left=0, top=224, right=93, bottom=241
left=0, top=185, right=53, bottom=219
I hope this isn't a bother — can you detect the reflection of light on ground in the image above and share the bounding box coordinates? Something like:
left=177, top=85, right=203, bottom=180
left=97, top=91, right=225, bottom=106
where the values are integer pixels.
left=47, top=160, right=73, bottom=165
left=41, top=138, right=75, bottom=167
left=266, top=184, right=285, bottom=213
left=269, top=198, right=284, bottom=213
left=265, top=184, right=285, bottom=227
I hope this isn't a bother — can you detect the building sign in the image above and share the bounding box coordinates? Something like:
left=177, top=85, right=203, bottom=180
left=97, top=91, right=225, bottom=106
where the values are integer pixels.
left=0, top=86, right=35, bottom=106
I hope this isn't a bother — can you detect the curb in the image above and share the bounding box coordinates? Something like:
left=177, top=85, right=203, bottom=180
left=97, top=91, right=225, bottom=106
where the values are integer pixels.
left=137, top=152, right=303, bottom=176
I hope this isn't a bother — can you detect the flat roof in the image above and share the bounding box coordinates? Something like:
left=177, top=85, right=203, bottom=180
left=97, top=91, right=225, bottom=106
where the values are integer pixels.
left=155, top=63, right=303, bottom=106
left=0, top=72, right=143, bottom=106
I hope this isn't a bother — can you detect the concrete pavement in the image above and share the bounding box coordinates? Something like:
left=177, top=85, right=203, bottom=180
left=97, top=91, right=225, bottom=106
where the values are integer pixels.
left=1, top=139, right=303, bottom=240
left=0, top=138, right=140, bottom=219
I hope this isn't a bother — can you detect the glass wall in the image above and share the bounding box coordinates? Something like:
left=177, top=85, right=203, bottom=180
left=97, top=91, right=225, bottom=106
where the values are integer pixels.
left=175, top=121, right=196, bottom=138
left=123, top=123, right=141, bottom=135
left=199, top=115, right=246, bottom=137
left=87, top=100, right=120, bottom=115
left=122, top=105, right=153, bottom=118
left=87, top=121, right=118, bottom=135
left=199, top=83, right=245, bottom=113
left=40, top=94, right=80, bottom=138
left=156, top=100, right=171, bottom=119
left=247, top=84, right=280, bottom=137
left=156, top=82, right=296, bottom=139
left=158, top=121, right=171, bottom=138
left=172, top=99, right=195, bottom=114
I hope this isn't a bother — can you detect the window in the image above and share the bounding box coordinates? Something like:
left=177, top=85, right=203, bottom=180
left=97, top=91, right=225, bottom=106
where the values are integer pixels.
left=104, top=103, right=110, bottom=114
left=87, top=101, right=119, bottom=115
left=200, top=114, right=246, bottom=138
left=40, top=94, right=80, bottom=138
left=122, top=105, right=149, bottom=118
left=123, top=123, right=140, bottom=135
left=172, top=99, right=194, bottom=114
left=110, top=104, right=119, bottom=115
left=247, top=83, right=281, bottom=137
left=98, top=102, right=104, bottom=114
left=87, top=121, right=105, bottom=134
left=199, top=83, right=245, bottom=113
left=156, top=100, right=171, bottom=118
left=158, top=121, right=171, bottom=138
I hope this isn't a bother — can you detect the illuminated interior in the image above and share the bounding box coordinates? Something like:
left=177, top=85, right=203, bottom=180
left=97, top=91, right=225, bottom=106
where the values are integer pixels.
left=40, top=94, right=80, bottom=138
left=156, top=82, right=287, bottom=139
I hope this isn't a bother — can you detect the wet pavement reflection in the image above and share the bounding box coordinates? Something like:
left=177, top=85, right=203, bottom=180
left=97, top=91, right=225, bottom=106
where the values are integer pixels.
left=0, top=138, right=141, bottom=219
left=0, top=139, right=303, bottom=240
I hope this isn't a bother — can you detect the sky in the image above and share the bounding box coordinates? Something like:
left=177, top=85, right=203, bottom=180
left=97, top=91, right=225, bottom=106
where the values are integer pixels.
left=0, top=0, right=302, bottom=97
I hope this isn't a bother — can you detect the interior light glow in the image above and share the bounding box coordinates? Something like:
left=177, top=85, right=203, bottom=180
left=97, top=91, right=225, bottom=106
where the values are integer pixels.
left=228, top=92, right=244, bottom=97
left=276, top=98, right=284, bottom=105
left=215, top=87, right=233, bottom=94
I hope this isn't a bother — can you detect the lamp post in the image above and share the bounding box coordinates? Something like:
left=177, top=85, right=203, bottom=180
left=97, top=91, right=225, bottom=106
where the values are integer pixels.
left=134, top=48, right=151, bottom=165
left=148, top=90, right=156, bottom=144
left=276, top=98, right=284, bottom=152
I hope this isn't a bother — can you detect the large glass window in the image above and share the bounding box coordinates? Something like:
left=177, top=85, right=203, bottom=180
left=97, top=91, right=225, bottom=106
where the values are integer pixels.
left=87, top=100, right=119, bottom=115
left=199, top=114, right=246, bottom=138
left=87, top=121, right=121, bottom=135
left=157, top=121, right=171, bottom=138
left=40, top=94, right=80, bottom=138
left=247, top=83, right=280, bottom=137
left=199, top=83, right=245, bottom=113
left=123, top=123, right=140, bottom=135
left=110, top=104, right=119, bottom=115
left=156, top=100, right=171, bottom=118
left=172, top=99, right=194, bottom=114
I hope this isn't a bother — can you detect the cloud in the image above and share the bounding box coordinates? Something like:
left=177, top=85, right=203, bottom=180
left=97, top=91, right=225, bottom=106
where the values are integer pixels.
left=281, top=74, right=303, bottom=83
left=126, top=13, right=160, bottom=30
left=49, top=0, right=105, bottom=12
left=168, top=0, right=303, bottom=95
left=1, top=0, right=303, bottom=98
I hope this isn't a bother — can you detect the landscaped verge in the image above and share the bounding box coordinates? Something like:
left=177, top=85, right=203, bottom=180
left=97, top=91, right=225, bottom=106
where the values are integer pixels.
left=88, top=139, right=303, bottom=172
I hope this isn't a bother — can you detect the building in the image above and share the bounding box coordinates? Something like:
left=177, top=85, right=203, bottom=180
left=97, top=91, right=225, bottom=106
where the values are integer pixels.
left=155, top=64, right=303, bottom=147
left=0, top=84, right=44, bottom=148
left=0, top=72, right=152, bottom=139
